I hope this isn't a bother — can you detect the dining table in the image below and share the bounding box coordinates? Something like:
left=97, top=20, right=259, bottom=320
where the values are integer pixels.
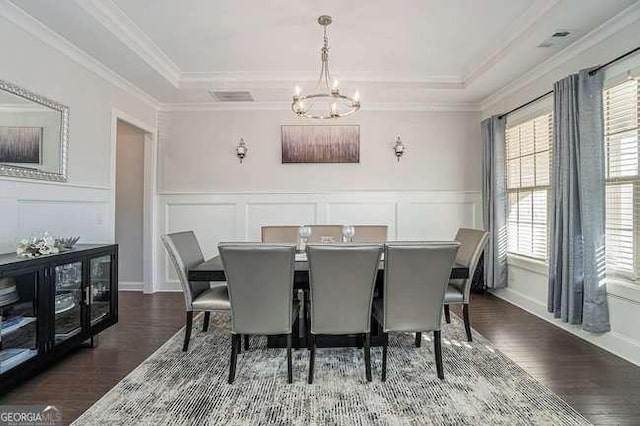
left=189, top=253, right=470, bottom=348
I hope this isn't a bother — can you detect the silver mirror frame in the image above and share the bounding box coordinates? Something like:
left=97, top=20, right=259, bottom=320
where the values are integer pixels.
left=0, top=79, right=69, bottom=182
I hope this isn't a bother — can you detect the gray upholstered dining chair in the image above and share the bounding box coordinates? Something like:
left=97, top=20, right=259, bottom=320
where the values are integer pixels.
left=219, top=243, right=298, bottom=384
left=443, top=228, right=489, bottom=342
left=161, top=231, right=230, bottom=352
left=374, top=242, right=460, bottom=380
left=261, top=225, right=299, bottom=243
left=352, top=225, right=388, bottom=243
left=307, top=225, right=343, bottom=243
left=306, top=244, right=383, bottom=383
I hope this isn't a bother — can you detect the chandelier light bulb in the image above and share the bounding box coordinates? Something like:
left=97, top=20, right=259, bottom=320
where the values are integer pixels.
left=295, top=85, right=301, bottom=96
left=354, top=91, right=360, bottom=102
left=333, top=79, right=339, bottom=89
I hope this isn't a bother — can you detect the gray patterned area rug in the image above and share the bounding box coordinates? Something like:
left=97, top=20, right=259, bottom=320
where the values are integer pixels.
left=73, top=313, right=590, bottom=425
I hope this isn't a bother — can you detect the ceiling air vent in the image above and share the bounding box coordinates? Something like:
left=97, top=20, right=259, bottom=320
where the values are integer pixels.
left=209, top=90, right=255, bottom=102
left=537, top=30, right=572, bottom=48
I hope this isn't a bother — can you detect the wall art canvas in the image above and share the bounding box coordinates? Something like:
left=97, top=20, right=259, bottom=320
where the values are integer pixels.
left=0, top=126, right=42, bottom=164
left=281, top=125, right=359, bottom=163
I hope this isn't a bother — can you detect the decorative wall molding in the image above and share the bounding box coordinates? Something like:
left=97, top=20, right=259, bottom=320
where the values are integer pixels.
left=0, top=0, right=160, bottom=109
left=156, top=190, right=482, bottom=290
left=74, top=0, right=181, bottom=87
left=158, top=101, right=482, bottom=112
left=480, top=0, right=640, bottom=112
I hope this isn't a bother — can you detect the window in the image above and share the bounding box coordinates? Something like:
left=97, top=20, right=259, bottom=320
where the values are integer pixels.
left=506, top=113, right=553, bottom=260
left=605, top=77, right=640, bottom=281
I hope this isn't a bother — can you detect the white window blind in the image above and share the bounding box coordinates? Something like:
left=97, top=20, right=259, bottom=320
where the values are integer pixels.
left=506, top=113, right=553, bottom=260
left=605, top=77, right=640, bottom=281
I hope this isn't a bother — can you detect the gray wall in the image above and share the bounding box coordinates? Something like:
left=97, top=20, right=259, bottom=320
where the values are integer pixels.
left=115, top=120, right=145, bottom=284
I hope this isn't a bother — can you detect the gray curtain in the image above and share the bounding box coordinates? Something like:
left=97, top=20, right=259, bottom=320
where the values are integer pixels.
left=482, top=116, right=508, bottom=289
left=548, top=69, right=610, bottom=333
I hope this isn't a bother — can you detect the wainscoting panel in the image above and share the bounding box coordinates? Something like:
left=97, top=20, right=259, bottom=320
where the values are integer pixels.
left=397, top=201, right=477, bottom=240
left=157, top=191, right=481, bottom=291
left=165, top=202, right=237, bottom=282
left=326, top=202, right=397, bottom=238
left=246, top=202, right=317, bottom=240
left=0, top=179, right=111, bottom=254
left=17, top=200, right=111, bottom=243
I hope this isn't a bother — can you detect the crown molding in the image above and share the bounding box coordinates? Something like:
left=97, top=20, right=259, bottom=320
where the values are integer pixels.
left=74, top=0, right=181, bottom=87
left=464, top=0, right=562, bottom=86
left=480, top=0, right=640, bottom=112
left=1, top=0, right=160, bottom=109
left=159, top=101, right=480, bottom=113
left=179, top=71, right=465, bottom=90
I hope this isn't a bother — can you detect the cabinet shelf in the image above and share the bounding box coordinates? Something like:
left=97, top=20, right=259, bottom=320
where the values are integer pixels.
left=0, top=317, right=36, bottom=337
left=0, top=349, right=38, bottom=374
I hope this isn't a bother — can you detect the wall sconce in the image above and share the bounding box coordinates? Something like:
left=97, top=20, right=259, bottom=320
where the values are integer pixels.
left=236, top=137, right=248, bottom=163
left=393, top=136, right=405, bottom=161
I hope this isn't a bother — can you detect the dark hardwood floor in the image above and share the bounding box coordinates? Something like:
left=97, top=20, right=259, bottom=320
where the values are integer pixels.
left=2, top=291, right=639, bottom=425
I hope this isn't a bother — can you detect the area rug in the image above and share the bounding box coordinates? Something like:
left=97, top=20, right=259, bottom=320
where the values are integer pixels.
left=72, top=313, right=590, bottom=425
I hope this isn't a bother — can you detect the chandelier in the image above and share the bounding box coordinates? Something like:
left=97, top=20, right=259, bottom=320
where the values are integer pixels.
left=292, top=15, right=360, bottom=119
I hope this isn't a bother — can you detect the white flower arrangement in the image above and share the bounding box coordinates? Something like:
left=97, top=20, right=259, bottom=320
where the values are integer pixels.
left=16, top=234, right=79, bottom=258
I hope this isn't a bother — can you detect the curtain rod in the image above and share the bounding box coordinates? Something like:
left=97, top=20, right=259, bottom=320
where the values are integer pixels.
left=498, top=46, right=640, bottom=120
left=497, top=91, right=553, bottom=120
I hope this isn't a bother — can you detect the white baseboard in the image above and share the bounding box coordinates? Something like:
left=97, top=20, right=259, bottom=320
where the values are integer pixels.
left=157, top=281, right=182, bottom=292
left=491, top=287, right=640, bottom=366
left=119, top=281, right=144, bottom=291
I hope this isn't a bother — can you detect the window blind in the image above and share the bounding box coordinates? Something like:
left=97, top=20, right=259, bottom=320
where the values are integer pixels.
left=506, top=113, right=553, bottom=260
left=605, top=78, right=640, bottom=281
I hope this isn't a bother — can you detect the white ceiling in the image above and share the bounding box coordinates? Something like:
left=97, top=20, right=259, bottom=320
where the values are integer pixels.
left=8, top=0, right=640, bottom=107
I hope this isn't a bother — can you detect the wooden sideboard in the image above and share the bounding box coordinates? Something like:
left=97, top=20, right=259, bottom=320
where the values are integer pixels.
left=0, top=244, right=118, bottom=393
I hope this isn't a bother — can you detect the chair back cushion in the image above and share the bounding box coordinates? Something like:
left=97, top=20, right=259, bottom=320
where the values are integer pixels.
left=308, top=225, right=343, bottom=243
left=261, top=226, right=299, bottom=243
left=219, top=243, right=296, bottom=335
left=383, top=242, right=460, bottom=332
left=307, top=244, right=382, bottom=334
left=161, top=231, right=210, bottom=310
left=452, top=228, right=489, bottom=302
left=352, top=225, right=388, bottom=243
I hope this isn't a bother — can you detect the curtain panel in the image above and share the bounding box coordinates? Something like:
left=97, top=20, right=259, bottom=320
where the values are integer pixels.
left=482, top=116, right=508, bottom=289
left=548, top=69, right=610, bottom=333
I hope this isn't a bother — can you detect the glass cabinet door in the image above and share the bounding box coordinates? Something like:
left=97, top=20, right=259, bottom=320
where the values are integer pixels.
left=0, top=272, right=39, bottom=374
left=53, top=262, right=83, bottom=344
left=89, top=255, right=111, bottom=326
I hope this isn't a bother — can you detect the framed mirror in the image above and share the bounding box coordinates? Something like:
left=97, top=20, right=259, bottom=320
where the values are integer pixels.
left=0, top=79, right=69, bottom=181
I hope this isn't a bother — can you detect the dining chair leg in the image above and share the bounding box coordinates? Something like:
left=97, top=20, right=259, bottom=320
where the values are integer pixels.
left=183, top=311, right=193, bottom=352
left=415, top=332, right=422, bottom=347
left=308, top=335, right=316, bottom=384
left=381, top=332, right=388, bottom=382
left=228, top=334, right=240, bottom=384
left=244, top=334, right=250, bottom=350
left=304, top=291, right=311, bottom=351
left=287, top=333, right=293, bottom=384
left=202, top=311, right=210, bottom=332
left=364, top=333, right=372, bottom=383
left=463, top=303, right=472, bottom=342
left=434, top=330, right=444, bottom=380
left=444, top=304, right=451, bottom=324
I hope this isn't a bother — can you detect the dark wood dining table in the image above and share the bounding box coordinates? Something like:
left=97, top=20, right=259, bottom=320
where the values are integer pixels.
left=189, top=255, right=469, bottom=348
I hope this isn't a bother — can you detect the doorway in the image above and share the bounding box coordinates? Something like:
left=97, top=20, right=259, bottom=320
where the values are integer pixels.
left=114, top=119, right=154, bottom=292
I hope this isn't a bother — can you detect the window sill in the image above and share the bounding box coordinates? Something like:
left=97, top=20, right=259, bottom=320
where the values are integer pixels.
left=606, top=278, right=640, bottom=304
left=507, top=254, right=548, bottom=275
